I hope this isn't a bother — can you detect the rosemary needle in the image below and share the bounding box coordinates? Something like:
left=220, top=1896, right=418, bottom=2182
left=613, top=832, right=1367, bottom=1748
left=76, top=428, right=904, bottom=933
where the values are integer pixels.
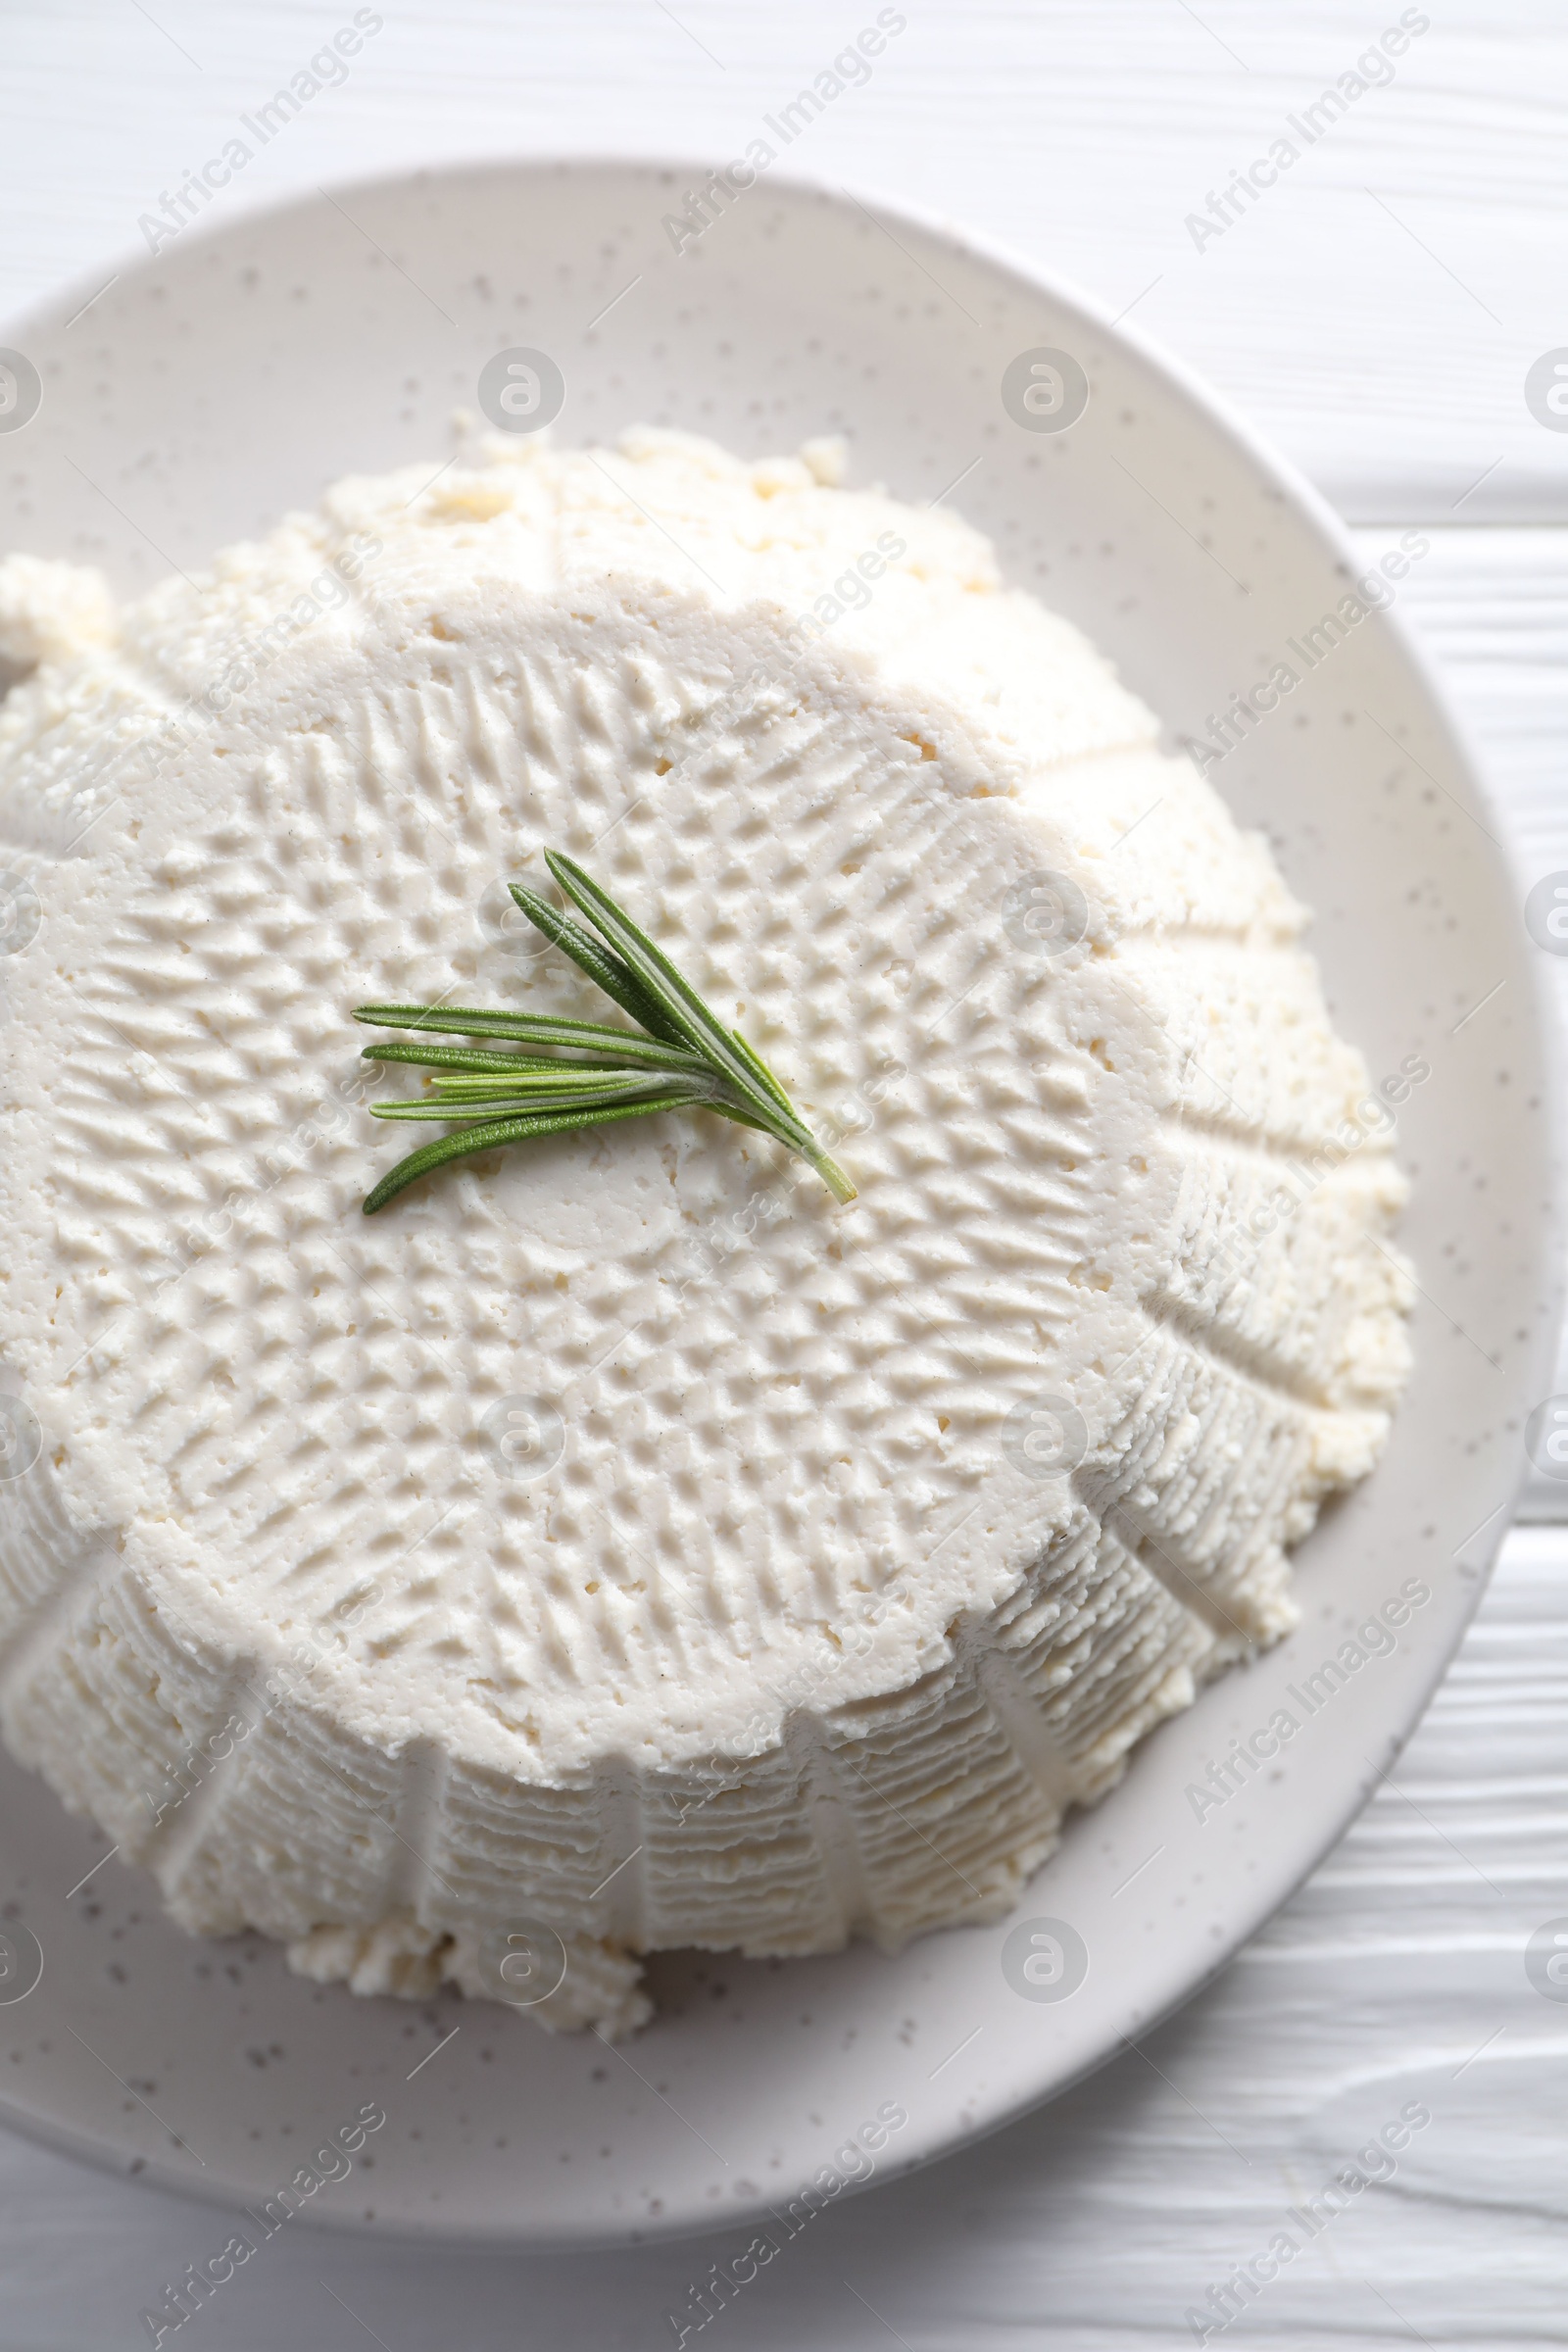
left=354, top=1004, right=706, bottom=1071
left=361, top=1094, right=703, bottom=1214
left=354, top=853, right=856, bottom=1212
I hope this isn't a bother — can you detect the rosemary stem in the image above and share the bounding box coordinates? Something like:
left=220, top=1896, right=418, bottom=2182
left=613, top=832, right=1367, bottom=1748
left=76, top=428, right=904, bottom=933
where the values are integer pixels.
left=354, top=855, right=858, bottom=1211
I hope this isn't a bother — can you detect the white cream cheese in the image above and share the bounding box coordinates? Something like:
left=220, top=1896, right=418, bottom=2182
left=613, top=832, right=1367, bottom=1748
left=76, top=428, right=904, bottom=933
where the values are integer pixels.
left=0, top=430, right=1411, bottom=2033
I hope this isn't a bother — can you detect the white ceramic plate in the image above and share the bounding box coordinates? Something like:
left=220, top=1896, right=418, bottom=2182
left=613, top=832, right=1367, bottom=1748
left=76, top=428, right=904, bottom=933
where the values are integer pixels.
left=0, top=160, right=1557, bottom=2248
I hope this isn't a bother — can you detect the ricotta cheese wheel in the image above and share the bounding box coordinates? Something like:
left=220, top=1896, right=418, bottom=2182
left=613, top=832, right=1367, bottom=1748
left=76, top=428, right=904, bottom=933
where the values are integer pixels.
left=0, top=431, right=1411, bottom=2034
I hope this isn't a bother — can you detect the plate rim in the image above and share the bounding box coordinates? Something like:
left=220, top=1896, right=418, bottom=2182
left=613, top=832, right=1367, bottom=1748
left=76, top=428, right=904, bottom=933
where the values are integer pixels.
left=0, top=147, right=1561, bottom=2248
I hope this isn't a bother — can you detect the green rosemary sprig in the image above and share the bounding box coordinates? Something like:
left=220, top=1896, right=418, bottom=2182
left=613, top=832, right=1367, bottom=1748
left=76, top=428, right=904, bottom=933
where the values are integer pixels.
left=354, top=851, right=856, bottom=1213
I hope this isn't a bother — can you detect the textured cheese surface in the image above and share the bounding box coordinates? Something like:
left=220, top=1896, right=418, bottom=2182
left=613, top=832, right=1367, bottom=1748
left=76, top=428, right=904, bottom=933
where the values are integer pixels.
left=0, top=430, right=1411, bottom=2032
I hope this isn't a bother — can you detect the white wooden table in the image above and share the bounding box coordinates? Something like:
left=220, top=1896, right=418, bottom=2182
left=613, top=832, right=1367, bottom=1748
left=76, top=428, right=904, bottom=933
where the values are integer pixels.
left=3, top=5, right=1566, bottom=2344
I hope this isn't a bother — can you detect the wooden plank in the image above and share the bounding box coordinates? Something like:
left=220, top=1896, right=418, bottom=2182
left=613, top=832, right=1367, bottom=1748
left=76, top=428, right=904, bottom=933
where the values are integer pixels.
left=1, top=4, right=1566, bottom=519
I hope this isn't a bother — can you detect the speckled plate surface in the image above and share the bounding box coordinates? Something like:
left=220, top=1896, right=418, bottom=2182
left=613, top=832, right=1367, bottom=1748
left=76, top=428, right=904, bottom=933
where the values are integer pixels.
left=0, top=159, right=1556, bottom=2246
